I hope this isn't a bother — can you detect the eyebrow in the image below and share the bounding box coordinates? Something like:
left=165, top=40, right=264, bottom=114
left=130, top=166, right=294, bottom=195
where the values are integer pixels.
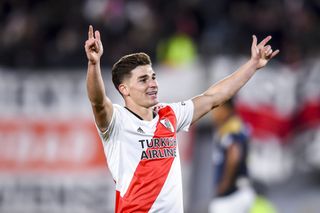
left=137, top=74, right=148, bottom=80
left=137, top=73, right=156, bottom=80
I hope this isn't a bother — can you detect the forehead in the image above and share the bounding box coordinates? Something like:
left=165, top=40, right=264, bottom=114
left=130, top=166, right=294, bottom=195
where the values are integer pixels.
left=131, top=65, right=155, bottom=78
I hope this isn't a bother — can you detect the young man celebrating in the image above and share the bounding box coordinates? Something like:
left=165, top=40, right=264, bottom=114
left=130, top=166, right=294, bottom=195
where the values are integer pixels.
left=84, top=25, right=279, bottom=213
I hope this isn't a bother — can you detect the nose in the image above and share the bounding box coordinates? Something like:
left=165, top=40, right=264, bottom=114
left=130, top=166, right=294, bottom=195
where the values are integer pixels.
left=149, top=79, right=158, bottom=88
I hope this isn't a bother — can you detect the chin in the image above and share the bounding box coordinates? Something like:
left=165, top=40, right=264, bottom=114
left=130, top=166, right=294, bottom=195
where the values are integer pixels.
left=148, top=99, right=159, bottom=107
left=151, top=101, right=159, bottom=106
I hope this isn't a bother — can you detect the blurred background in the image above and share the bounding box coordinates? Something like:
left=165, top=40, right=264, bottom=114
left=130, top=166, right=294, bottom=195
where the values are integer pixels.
left=0, top=0, right=320, bottom=212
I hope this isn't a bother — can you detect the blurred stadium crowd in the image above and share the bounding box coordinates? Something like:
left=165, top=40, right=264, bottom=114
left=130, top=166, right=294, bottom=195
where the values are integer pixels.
left=1, top=0, right=320, bottom=68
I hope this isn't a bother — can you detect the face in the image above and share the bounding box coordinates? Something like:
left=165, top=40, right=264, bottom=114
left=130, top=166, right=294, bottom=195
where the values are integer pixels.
left=120, top=65, right=159, bottom=108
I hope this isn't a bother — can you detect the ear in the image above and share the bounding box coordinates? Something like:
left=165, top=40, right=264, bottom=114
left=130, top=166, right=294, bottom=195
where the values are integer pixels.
left=119, top=83, right=129, bottom=96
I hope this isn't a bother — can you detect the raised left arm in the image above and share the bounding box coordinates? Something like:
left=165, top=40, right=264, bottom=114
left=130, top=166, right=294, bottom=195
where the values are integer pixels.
left=191, top=35, right=279, bottom=124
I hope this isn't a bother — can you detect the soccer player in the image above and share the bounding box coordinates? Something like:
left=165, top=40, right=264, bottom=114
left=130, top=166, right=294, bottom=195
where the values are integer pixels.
left=84, top=25, right=279, bottom=213
left=209, top=99, right=255, bottom=213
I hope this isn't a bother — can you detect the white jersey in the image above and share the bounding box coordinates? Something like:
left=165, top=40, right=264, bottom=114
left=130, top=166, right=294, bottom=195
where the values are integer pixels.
left=97, top=100, right=194, bottom=213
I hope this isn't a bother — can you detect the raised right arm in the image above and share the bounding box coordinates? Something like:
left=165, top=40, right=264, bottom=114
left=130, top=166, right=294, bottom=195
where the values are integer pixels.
left=85, top=25, right=113, bottom=132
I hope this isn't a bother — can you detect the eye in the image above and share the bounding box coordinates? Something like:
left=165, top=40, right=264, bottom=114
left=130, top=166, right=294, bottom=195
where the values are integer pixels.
left=139, top=78, right=147, bottom=83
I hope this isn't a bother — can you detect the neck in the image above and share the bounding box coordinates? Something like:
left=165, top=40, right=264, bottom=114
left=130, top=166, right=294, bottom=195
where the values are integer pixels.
left=125, top=103, right=155, bottom=121
left=216, top=113, right=234, bottom=129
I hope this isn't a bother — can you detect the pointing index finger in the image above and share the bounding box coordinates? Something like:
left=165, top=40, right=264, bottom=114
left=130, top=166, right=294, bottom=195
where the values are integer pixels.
left=88, top=25, right=94, bottom=39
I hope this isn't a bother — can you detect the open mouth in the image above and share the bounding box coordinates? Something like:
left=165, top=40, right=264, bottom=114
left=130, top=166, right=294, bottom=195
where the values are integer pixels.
left=146, top=91, right=158, bottom=98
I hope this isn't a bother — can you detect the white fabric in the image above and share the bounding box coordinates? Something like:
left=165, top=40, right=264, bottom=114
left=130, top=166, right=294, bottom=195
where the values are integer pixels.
left=97, top=100, right=194, bottom=213
left=209, top=186, right=256, bottom=213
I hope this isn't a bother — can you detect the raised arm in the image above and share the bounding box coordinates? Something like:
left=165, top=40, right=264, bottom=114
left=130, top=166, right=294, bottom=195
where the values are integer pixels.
left=191, top=35, right=279, bottom=124
left=85, top=25, right=113, bottom=132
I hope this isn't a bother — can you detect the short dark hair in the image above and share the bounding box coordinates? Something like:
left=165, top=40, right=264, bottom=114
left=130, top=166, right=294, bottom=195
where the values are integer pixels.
left=112, top=52, right=152, bottom=91
left=223, top=98, right=235, bottom=110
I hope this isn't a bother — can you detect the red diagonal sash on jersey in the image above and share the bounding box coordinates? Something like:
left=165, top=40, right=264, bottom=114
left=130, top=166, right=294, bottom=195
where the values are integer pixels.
left=116, top=106, right=177, bottom=212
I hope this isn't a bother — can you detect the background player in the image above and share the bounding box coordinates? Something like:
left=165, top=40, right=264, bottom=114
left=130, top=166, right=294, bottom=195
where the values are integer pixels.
left=209, top=99, right=255, bottom=213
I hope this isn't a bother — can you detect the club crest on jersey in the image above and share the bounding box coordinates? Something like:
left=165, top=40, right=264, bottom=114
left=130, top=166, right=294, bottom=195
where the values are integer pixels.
left=160, top=118, right=174, bottom=133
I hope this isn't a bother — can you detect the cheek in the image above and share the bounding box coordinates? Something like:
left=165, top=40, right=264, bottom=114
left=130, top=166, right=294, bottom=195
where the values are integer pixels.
left=131, top=86, right=145, bottom=97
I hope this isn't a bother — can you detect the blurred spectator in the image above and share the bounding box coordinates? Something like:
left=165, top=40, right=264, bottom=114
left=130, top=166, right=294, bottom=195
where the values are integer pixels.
left=1, top=0, right=320, bottom=69
left=157, top=33, right=197, bottom=67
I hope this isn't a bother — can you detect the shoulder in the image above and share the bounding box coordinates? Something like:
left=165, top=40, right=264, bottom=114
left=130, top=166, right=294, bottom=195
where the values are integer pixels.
left=108, top=104, right=130, bottom=124
left=112, top=104, right=128, bottom=115
left=113, top=103, right=123, bottom=111
left=154, top=100, right=193, bottom=115
left=157, top=100, right=193, bottom=110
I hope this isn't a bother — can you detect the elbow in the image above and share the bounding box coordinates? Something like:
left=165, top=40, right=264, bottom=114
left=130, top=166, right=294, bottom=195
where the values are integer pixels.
left=90, top=96, right=108, bottom=109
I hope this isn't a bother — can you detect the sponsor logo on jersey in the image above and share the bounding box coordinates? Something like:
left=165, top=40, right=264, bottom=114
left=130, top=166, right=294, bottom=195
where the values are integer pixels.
left=138, top=137, right=177, bottom=160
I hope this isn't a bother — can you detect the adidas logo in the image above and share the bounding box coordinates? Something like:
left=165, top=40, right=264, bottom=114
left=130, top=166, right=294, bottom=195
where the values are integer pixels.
left=137, top=127, right=145, bottom=134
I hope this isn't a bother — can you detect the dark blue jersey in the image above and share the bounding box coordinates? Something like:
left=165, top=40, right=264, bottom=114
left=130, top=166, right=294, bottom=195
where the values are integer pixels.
left=212, top=116, right=250, bottom=197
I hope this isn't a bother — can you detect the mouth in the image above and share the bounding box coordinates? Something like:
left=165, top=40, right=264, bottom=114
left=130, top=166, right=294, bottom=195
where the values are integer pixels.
left=146, top=91, right=158, bottom=99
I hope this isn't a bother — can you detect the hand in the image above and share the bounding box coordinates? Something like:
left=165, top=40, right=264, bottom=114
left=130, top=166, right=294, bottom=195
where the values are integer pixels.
left=251, top=35, right=279, bottom=69
left=84, top=25, right=103, bottom=64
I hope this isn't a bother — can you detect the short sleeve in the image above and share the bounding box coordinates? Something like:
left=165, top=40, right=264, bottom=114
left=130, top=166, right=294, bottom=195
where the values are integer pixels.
left=168, top=100, right=194, bottom=132
left=96, top=104, right=122, bottom=145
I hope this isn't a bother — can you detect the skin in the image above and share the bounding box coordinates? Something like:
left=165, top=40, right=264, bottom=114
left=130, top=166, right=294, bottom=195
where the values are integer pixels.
left=118, top=65, right=159, bottom=120
left=85, top=25, right=279, bottom=132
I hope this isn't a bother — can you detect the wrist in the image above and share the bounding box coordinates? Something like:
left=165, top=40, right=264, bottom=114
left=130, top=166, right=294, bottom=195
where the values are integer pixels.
left=88, top=60, right=100, bottom=66
left=248, top=58, right=260, bottom=70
